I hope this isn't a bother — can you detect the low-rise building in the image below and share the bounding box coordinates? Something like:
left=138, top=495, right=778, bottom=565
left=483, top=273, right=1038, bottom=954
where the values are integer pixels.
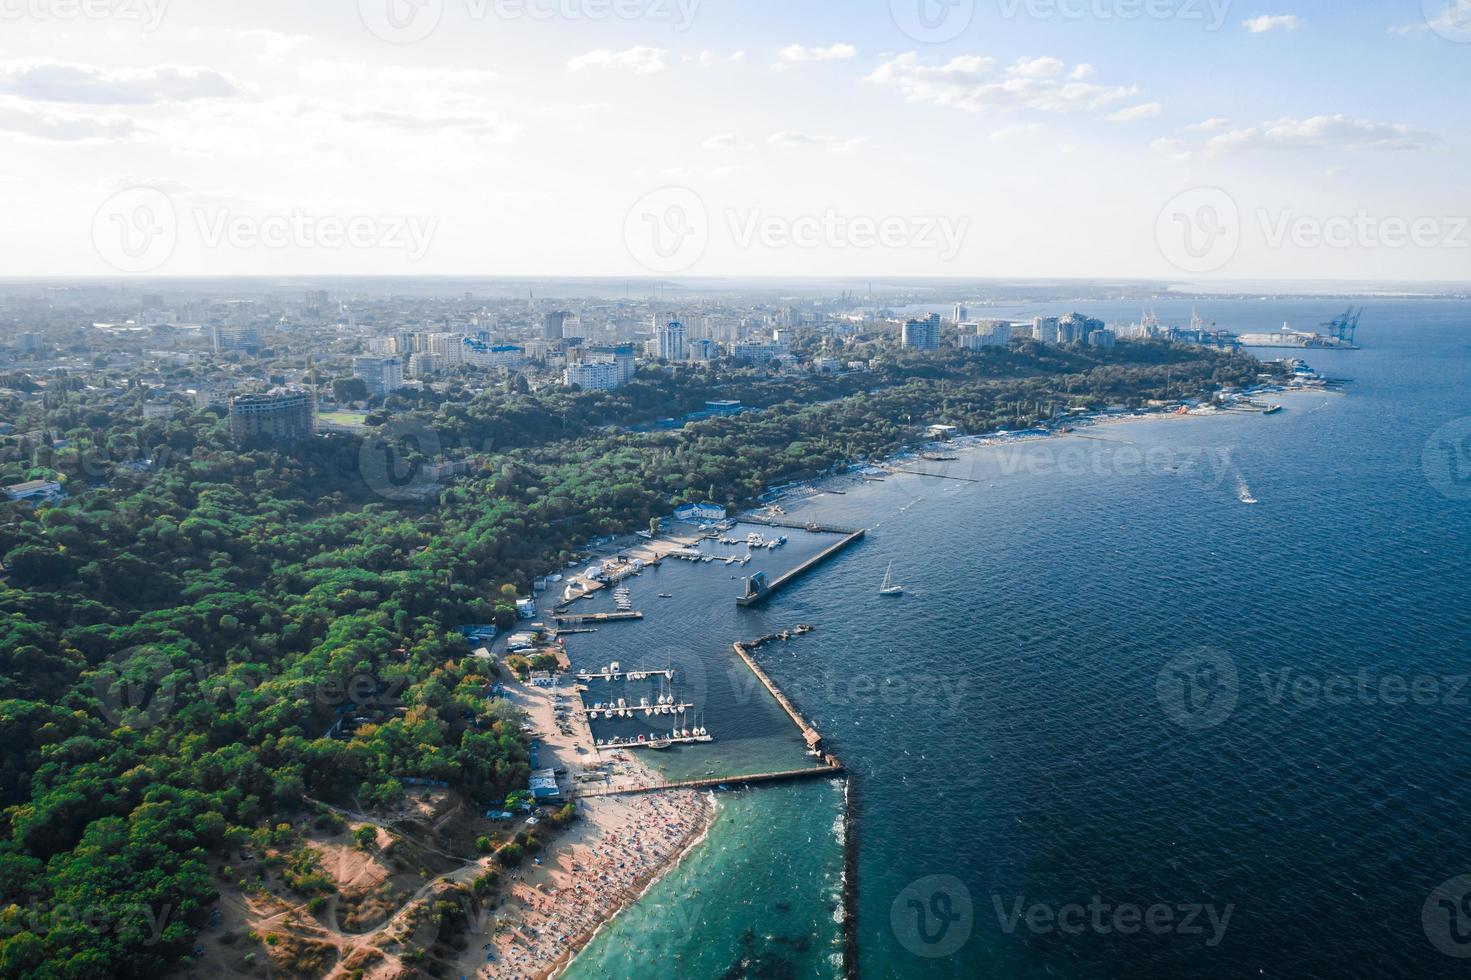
left=3, top=480, right=65, bottom=504
left=530, top=769, right=562, bottom=802
left=674, top=502, right=727, bottom=522
left=729, top=342, right=788, bottom=365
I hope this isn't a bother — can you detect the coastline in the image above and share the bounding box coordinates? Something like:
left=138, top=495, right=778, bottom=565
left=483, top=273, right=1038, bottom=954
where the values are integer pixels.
left=544, top=791, right=718, bottom=980
left=470, top=675, right=718, bottom=980
left=508, top=369, right=1338, bottom=979
left=755, top=378, right=1338, bottom=514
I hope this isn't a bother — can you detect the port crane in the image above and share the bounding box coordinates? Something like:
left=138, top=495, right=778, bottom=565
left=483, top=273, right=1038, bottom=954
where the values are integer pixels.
left=1321, top=308, right=1362, bottom=346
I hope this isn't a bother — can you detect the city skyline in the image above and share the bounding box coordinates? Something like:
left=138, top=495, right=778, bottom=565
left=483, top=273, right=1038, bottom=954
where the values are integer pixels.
left=0, top=1, right=1466, bottom=281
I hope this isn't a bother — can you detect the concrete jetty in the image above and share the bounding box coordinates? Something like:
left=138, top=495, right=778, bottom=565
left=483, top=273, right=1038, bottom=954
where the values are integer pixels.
left=732, top=640, right=826, bottom=750
left=736, top=527, right=865, bottom=607
left=747, top=516, right=865, bottom=535
left=554, top=611, right=644, bottom=625
left=884, top=465, right=979, bottom=483
left=577, top=763, right=844, bottom=798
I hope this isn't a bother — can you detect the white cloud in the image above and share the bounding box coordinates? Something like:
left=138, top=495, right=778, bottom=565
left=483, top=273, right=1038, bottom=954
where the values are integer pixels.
left=767, top=130, right=867, bottom=152
left=1107, top=102, right=1162, bottom=122
left=866, top=52, right=1136, bottom=115
left=1010, top=56, right=1065, bottom=79
left=1396, top=0, right=1471, bottom=38
left=567, top=47, right=668, bottom=75
left=777, top=43, right=858, bottom=63
left=702, top=133, right=752, bottom=150
left=1070, top=64, right=1096, bottom=80
left=0, top=97, right=141, bottom=141
left=338, top=105, right=515, bottom=140
left=1244, top=14, right=1302, bottom=32
left=1184, top=117, right=1233, bottom=132
left=1203, top=115, right=1438, bottom=153
left=1149, top=136, right=1193, bottom=161
left=0, top=61, right=239, bottom=105
left=237, top=30, right=311, bottom=61
left=377, top=66, right=498, bottom=87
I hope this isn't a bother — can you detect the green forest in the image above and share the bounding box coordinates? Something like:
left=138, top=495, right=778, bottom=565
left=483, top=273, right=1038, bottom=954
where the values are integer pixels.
left=0, top=340, right=1274, bottom=977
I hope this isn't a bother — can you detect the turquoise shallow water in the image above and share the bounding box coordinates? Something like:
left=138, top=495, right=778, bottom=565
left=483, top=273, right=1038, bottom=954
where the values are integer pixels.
left=566, top=299, right=1471, bottom=979
left=561, top=779, right=847, bottom=980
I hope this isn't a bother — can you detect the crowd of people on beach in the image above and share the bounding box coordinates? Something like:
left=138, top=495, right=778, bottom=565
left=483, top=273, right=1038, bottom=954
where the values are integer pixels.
left=467, top=789, right=713, bottom=979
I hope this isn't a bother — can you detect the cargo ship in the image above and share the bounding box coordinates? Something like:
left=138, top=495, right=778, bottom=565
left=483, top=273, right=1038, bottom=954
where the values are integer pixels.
left=1235, top=308, right=1361, bottom=351
left=1235, top=325, right=1359, bottom=350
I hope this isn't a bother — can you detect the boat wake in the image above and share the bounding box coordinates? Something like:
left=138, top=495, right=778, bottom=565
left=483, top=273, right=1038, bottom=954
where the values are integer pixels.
left=1235, top=473, right=1259, bottom=505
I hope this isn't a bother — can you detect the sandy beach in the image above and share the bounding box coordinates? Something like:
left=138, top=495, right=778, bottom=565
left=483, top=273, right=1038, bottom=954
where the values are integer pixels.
left=457, top=676, right=716, bottom=980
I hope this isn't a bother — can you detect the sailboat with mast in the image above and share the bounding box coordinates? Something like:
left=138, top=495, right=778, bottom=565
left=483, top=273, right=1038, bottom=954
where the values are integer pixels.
left=880, top=561, right=904, bottom=597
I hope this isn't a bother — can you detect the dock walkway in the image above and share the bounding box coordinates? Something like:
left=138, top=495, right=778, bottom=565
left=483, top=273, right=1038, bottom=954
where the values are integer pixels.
left=554, top=611, right=644, bottom=625
left=577, top=763, right=844, bottom=798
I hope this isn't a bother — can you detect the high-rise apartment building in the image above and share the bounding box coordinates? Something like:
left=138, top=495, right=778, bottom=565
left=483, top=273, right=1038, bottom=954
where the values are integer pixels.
left=228, top=389, right=315, bottom=441
left=902, top=314, right=942, bottom=351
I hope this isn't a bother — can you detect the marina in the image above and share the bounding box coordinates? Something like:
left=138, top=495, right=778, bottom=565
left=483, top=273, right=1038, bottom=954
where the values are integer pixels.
left=582, top=701, right=699, bottom=718
left=575, top=664, right=676, bottom=682
left=736, top=524, right=866, bottom=607
left=554, top=610, right=644, bottom=624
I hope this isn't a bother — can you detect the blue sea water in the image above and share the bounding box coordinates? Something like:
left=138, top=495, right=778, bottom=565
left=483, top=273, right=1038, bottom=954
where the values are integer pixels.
left=564, top=299, right=1471, bottom=979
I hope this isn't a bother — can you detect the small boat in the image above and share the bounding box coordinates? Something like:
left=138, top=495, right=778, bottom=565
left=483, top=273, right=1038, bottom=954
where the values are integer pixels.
left=880, top=561, right=905, bottom=597
left=658, top=593, right=673, bottom=599
left=1264, top=405, right=1284, bottom=415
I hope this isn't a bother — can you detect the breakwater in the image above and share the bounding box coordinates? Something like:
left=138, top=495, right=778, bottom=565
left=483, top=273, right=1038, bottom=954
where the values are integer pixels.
left=736, top=526, right=866, bottom=607
left=843, top=775, right=860, bottom=980
left=732, top=639, right=828, bottom=750
left=578, top=765, right=843, bottom=798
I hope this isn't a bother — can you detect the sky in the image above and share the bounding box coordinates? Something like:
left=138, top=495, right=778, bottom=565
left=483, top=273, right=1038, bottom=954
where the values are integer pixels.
left=0, top=0, right=1467, bottom=282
